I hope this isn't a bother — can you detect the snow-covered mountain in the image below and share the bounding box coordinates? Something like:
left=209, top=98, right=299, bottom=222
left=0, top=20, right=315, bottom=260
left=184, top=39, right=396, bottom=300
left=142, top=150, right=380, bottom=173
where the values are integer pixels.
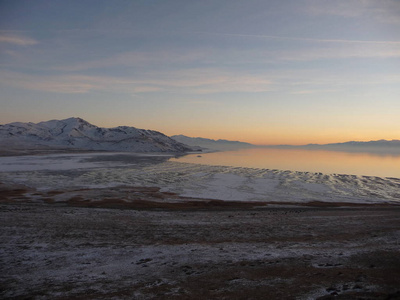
left=0, top=117, right=193, bottom=153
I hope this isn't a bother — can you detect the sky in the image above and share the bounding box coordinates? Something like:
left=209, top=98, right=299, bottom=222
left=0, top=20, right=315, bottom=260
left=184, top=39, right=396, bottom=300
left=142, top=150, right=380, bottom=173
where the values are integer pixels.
left=1, top=0, right=400, bottom=145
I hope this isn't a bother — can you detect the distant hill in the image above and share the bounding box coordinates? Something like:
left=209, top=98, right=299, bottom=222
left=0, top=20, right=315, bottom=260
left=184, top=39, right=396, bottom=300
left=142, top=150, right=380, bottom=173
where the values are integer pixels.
left=0, top=117, right=193, bottom=153
left=322, top=140, right=400, bottom=148
left=271, top=140, right=400, bottom=155
left=314, top=140, right=400, bottom=154
left=171, top=135, right=255, bottom=151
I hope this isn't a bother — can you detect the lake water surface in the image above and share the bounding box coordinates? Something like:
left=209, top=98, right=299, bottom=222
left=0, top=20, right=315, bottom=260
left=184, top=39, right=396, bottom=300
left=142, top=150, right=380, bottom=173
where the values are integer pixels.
left=170, top=148, right=400, bottom=178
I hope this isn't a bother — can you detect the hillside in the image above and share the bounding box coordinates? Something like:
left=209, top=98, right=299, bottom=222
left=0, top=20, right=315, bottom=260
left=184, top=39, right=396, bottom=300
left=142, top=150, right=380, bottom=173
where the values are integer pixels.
left=0, top=117, right=193, bottom=153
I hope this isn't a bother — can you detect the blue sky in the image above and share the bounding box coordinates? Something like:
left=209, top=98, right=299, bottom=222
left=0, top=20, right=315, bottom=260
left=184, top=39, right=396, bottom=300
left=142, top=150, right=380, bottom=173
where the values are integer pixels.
left=1, top=0, right=400, bottom=144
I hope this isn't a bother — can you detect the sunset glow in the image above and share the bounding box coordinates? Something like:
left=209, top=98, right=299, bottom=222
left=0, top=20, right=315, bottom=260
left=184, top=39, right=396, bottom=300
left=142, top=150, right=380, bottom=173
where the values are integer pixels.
left=1, top=1, right=399, bottom=145
left=171, top=148, right=400, bottom=177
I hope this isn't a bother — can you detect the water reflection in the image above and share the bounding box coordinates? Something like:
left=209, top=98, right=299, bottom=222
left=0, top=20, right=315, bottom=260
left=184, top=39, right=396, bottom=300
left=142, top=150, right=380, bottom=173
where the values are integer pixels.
left=171, top=148, right=400, bottom=177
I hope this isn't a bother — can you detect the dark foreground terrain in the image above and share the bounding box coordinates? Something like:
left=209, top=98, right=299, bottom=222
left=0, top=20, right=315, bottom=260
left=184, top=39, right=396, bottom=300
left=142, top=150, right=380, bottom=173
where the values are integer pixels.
left=1, top=193, right=400, bottom=300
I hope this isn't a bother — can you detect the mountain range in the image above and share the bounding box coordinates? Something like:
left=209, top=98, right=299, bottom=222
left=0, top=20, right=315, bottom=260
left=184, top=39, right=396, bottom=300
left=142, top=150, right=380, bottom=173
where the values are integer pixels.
left=271, top=140, right=400, bottom=155
left=0, top=117, right=193, bottom=153
left=171, top=135, right=254, bottom=151
left=173, top=135, right=400, bottom=154
left=310, top=140, right=400, bottom=148
left=1, top=117, right=399, bottom=155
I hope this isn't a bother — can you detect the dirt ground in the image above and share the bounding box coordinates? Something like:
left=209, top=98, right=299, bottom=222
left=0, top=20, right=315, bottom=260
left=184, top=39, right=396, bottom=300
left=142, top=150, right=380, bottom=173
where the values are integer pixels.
left=1, top=187, right=400, bottom=300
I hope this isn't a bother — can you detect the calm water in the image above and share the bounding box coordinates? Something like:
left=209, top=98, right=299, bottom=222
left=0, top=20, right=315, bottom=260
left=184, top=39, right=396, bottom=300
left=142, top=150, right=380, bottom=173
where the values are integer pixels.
left=170, top=148, right=400, bottom=178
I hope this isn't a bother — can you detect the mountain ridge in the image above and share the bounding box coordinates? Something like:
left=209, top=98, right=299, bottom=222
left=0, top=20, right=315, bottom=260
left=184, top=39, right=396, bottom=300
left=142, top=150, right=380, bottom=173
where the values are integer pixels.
left=171, top=134, right=254, bottom=151
left=322, top=139, right=400, bottom=147
left=172, top=134, right=400, bottom=155
left=269, top=139, right=400, bottom=155
left=272, top=139, right=400, bottom=148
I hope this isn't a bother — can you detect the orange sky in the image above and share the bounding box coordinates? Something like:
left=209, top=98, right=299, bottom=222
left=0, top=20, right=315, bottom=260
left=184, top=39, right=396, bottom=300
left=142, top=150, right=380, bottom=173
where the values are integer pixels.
left=1, top=1, right=399, bottom=146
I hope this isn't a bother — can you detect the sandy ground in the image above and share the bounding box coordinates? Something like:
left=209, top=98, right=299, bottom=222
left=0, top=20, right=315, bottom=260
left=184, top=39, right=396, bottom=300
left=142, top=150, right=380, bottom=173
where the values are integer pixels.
left=1, top=193, right=400, bottom=299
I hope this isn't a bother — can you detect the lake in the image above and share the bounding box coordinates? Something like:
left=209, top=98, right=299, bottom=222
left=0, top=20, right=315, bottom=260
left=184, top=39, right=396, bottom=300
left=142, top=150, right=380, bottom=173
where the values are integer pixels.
left=170, top=148, right=400, bottom=178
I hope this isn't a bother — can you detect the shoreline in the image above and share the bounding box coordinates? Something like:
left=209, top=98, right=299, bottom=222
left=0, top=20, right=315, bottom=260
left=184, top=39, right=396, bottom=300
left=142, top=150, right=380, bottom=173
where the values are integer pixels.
left=0, top=153, right=399, bottom=206
left=1, top=149, right=400, bottom=179
left=1, top=182, right=399, bottom=210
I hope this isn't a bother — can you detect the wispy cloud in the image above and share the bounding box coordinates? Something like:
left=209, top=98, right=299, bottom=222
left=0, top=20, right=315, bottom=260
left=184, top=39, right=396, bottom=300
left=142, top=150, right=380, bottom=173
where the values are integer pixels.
left=54, top=39, right=400, bottom=76
left=55, top=50, right=213, bottom=72
left=0, top=72, right=139, bottom=94
left=275, top=43, right=400, bottom=61
left=278, top=70, right=400, bottom=90
left=3, top=64, right=399, bottom=96
left=204, top=32, right=400, bottom=45
left=0, top=69, right=273, bottom=95
left=306, top=0, right=400, bottom=24
left=290, top=90, right=315, bottom=95
left=0, top=34, right=38, bottom=46
left=290, top=89, right=341, bottom=95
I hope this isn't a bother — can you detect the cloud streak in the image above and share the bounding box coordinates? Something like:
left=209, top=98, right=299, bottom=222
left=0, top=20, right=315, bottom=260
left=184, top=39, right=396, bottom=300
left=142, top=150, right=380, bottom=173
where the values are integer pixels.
left=53, top=40, right=400, bottom=76
left=275, top=44, right=400, bottom=61
left=55, top=50, right=209, bottom=72
left=3, top=65, right=399, bottom=98
left=306, top=0, right=400, bottom=24
left=0, top=35, right=38, bottom=46
left=202, top=32, right=400, bottom=45
left=0, top=70, right=273, bottom=95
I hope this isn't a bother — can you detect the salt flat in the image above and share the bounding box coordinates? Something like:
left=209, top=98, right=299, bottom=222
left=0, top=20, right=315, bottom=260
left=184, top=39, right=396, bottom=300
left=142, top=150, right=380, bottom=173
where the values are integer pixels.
left=0, top=153, right=400, bottom=299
